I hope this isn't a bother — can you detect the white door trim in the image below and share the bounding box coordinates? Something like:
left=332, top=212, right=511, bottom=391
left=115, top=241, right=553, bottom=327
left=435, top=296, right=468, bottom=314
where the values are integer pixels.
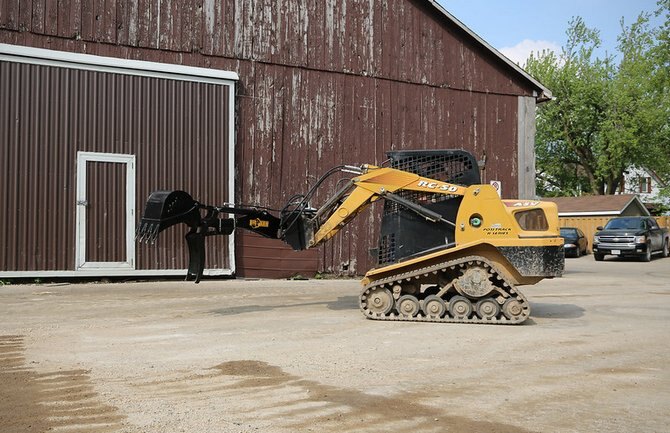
left=75, top=151, right=136, bottom=270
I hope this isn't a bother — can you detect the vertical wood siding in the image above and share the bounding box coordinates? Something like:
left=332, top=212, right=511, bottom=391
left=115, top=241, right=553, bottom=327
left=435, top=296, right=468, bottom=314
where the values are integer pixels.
left=0, top=0, right=539, bottom=276
left=1, top=1, right=532, bottom=96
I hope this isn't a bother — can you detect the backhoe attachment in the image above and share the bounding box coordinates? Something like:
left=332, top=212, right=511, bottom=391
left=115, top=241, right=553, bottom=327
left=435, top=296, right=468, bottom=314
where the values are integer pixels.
left=136, top=190, right=280, bottom=282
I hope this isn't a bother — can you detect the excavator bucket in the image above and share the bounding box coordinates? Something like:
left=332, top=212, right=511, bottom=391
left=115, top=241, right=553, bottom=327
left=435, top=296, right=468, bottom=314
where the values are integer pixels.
left=135, top=190, right=202, bottom=243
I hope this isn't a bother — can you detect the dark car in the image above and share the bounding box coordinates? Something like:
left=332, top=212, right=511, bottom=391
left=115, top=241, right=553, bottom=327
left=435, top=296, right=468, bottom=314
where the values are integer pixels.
left=560, top=227, right=588, bottom=258
left=592, top=216, right=670, bottom=262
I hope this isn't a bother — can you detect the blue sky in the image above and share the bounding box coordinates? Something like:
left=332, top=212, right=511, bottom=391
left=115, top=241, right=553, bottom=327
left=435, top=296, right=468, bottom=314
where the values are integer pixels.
left=437, top=0, right=663, bottom=64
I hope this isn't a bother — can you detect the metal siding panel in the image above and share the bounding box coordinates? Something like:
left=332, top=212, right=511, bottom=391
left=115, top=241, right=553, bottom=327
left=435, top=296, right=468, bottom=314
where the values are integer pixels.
left=0, top=61, right=75, bottom=271
left=133, top=77, right=231, bottom=271
left=0, top=59, right=231, bottom=272
left=0, top=61, right=14, bottom=270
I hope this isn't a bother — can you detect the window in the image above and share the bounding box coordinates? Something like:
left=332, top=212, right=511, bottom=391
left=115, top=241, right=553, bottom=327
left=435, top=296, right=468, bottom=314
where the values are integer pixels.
left=560, top=227, right=577, bottom=237
left=638, top=177, right=652, bottom=193
left=605, top=218, right=646, bottom=230
left=515, top=209, right=549, bottom=231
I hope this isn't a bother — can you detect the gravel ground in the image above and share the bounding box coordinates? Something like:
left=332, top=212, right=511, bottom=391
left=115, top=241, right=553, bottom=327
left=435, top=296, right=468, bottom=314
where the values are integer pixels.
left=1, top=255, right=669, bottom=433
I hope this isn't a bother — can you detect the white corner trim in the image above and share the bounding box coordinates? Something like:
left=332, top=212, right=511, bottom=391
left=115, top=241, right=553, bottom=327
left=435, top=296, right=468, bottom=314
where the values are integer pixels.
left=227, top=81, right=237, bottom=275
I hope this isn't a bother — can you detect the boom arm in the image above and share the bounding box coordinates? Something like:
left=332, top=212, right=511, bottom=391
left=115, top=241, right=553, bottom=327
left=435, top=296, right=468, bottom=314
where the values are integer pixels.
left=289, top=165, right=467, bottom=249
left=136, top=165, right=469, bottom=282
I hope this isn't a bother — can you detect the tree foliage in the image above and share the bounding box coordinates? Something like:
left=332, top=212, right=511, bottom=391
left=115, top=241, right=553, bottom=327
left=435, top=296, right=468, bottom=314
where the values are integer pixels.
left=525, top=2, right=670, bottom=196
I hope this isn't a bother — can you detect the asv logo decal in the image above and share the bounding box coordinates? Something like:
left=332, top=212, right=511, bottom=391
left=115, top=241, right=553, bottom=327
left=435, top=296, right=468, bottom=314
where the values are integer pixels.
left=417, top=180, right=460, bottom=193
left=249, top=218, right=270, bottom=229
left=513, top=201, right=540, bottom=207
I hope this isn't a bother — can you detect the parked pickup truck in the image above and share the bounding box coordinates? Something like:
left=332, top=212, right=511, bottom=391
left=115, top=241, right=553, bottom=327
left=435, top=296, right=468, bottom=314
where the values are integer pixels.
left=593, top=216, right=669, bottom=262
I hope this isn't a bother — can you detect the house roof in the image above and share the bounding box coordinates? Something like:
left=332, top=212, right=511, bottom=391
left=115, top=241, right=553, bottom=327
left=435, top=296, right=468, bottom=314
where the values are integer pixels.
left=542, top=195, right=651, bottom=216
left=426, top=1, right=552, bottom=102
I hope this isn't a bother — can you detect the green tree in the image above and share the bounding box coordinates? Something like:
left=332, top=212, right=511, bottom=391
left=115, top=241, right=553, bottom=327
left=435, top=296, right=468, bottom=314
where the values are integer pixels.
left=526, top=4, right=670, bottom=196
left=650, top=0, right=670, bottom=185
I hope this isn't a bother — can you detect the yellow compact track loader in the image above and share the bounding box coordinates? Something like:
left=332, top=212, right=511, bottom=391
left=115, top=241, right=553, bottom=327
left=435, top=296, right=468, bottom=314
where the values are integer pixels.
left=137, top=150, right=564, bottom=324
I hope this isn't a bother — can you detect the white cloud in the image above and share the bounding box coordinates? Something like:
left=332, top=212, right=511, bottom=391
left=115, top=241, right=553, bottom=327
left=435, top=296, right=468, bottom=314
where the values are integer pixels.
left=499, top=39, right=562, bottom=66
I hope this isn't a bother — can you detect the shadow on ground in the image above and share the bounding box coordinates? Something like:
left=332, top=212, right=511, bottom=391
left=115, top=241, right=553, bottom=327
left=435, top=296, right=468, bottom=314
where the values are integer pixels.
left=530, top=302, right=585, bottom=319
left=210, top=296, right=359, bottom=316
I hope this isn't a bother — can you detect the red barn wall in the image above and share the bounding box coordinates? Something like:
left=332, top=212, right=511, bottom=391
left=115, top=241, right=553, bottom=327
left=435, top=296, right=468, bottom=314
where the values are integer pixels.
left=0, top=0, right=539, bottom=277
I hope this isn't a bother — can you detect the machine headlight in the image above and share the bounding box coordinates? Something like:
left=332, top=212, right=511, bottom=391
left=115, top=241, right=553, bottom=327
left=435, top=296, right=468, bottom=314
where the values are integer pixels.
left=593, top=236, right=600, bottom=243
left=564, top=243, right=576, bottom=248
left=634, top=235, right=646, bottom=244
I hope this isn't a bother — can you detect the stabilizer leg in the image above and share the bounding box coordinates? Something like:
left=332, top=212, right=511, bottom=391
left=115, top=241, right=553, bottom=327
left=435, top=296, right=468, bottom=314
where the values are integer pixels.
left=185, top=231, right=206, bottom=283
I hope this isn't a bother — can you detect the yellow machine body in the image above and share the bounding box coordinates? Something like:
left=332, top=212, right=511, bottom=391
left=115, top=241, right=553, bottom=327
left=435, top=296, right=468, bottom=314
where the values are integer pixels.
left=295, top=166, right=564, bottom=324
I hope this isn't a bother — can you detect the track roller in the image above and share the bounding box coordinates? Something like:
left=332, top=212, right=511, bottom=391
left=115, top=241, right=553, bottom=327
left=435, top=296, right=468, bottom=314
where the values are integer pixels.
left=448, top=295, right=473, bottom=319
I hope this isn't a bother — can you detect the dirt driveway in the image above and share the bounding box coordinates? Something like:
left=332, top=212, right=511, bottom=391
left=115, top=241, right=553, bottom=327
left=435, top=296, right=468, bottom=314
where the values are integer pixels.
left=1, top=256, right=669, bottom=433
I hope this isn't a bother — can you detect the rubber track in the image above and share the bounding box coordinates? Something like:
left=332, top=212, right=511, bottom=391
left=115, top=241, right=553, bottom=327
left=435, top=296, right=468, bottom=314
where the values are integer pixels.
left=359, top=255, right=530, bottom=325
